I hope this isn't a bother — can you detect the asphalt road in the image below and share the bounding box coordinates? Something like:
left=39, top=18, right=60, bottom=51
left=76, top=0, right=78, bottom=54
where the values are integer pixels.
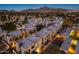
left=42, top=27, right=72, bottom=54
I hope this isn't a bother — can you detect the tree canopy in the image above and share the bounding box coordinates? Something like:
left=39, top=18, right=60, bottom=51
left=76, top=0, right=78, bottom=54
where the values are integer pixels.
left=1, top=22, right=16, bottom=32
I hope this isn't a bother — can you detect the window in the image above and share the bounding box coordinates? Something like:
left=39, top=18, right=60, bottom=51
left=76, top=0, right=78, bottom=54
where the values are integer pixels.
left=71, top=44, right=76, bottom=50
left=38, top=41, right=41, bottom=44
left=31, top=46, right=34, bottom=49
left=28, top=49, right=30, bottom=53
left=10, top=39, right=12, bottom=41
left=35, top=44, right=38, bottom=47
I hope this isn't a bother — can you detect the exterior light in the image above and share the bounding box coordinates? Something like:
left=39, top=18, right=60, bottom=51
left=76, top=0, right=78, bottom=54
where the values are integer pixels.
left=36, top=47, right=41, bottom=53
left=12, top=41, right=16, bottom=48
left=35, top=44, right=38, bottom=47
left=71, top=40, right=77, bottom=45
left=68, top=46, right=75, bottom=54
left=69, top=30, right=75, bottom=37
left=56, top=34, right=61, bottom=38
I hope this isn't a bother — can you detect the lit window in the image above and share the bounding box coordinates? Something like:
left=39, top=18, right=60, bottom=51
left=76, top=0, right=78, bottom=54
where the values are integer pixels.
left=36, top=47, right=41, bottom=53
left=71, top=40, right=77, bottom=45
left=35, top=44, right=38, bottom=46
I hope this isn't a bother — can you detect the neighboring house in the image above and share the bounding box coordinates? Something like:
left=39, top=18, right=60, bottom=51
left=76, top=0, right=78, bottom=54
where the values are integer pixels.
left=26, top=34, right=42, bottom=53
left=0, top=27, right=6, bottom=41
left=44, top=20, right=53, bottom=28
left=5, top=30, right=22, bottom=44
left=36, top=28, right=51, bottom=44
left=16, top=39, right=32, bottom=53
left=60, top=38, right=72, bottom=53
left=16, top=34, right=42, bottom=53
left=47, top=25, right=57, bottom=37
left=23, top=22, right=37, bottom=36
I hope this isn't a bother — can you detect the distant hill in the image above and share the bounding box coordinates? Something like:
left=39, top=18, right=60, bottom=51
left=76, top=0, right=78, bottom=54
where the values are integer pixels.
left=21, top=7, right=70, bottom=13
left=0, top=7, right=78, bottom=14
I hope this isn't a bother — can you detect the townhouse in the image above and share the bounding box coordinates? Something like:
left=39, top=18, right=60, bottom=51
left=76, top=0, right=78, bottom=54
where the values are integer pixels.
left=16, top=34, right=42, bottom=53
left=0, top=17, right=64, bottom=53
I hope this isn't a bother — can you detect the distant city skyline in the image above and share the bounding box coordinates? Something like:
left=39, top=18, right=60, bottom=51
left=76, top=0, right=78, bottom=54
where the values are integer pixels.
left=0, top=4, right=79, bottom=11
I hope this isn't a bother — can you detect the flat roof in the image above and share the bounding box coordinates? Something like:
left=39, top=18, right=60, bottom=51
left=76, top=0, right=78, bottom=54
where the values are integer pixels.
left=47, top=25, right=56, bottom=32
left=28, top=22, right=36, bottom=26
left=36, top=28, right=50, bottom=38
left=60, top=38, right=72, bottom=51
left=23, top=22, right=36, bottom=30
left=75, top=41, right=79, bottom=54
left=26, top=34, right=41, bottom=42
left=17, top=38, right=32, bottom=49
left=8, top=30, right=21, bottom=37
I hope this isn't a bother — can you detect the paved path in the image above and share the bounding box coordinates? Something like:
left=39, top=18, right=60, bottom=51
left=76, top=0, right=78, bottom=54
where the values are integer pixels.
left=39, top=35, right=57, bottom=54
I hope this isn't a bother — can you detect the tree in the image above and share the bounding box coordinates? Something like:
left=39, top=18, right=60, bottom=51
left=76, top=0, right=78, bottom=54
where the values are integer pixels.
left=22, top=16, right=28, bottom=24
left=0, top=15, right=7, bottom=22
left=1, top=22, right=16, bottom=32
left=62, top=19, right=73, bottom=27
left=35, top=24, right=44, bottom=31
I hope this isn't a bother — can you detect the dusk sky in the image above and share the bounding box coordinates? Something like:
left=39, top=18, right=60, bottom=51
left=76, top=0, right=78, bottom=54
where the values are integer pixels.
left=0, top=4, right=79, bottom=10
